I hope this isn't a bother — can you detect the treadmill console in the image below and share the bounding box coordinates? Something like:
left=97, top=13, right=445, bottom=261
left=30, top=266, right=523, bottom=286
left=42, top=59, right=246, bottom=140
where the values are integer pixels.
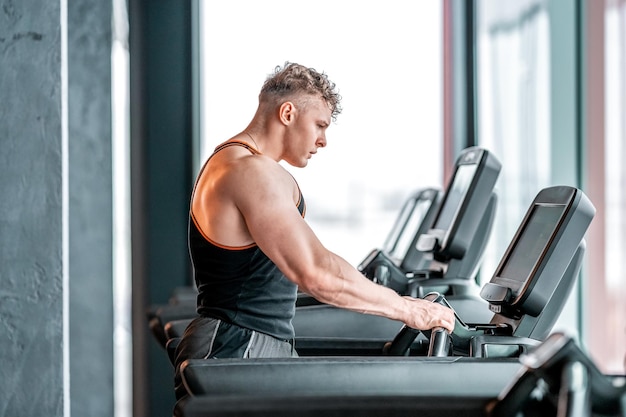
left=358, top=188, right=441, bottom=293
left=386, top=186, right=595, bottom=358
left=415, top=146, right=501, bottom=262
left=491, top=332, right=626, bottom=417
left=359, top=147, right=500, bottom=295
left=382, top=187, right=441, bottom=264
left=481, top=186, right=595, bottom=319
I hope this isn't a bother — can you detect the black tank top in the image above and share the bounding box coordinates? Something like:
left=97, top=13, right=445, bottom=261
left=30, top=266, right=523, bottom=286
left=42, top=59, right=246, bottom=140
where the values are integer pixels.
left=188, top=141, right=305, bottom=340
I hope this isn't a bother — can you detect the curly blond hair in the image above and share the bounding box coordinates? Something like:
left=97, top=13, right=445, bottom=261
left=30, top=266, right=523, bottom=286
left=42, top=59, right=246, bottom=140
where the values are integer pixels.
left=260, top=62, right=342, bottom=121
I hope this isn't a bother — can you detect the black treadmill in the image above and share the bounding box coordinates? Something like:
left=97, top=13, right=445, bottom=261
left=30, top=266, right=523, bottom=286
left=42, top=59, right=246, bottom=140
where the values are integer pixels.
left=380, top=187, right=443, bottom=265
left=489, top=331, right=626, bottom=417
left=176, top=185, right=596, bottom=416
left=177, top=332, right=626, bottom=417
left=296, top=185, right=595, bottom=357
left=147, top=287, right=198, bottom=349
left=293, top=146, right=502, bottom=341
left=358, top=146, right=501, bottom=297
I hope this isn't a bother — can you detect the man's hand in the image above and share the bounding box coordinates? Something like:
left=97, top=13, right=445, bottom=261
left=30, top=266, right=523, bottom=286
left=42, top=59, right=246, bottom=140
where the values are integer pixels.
left=401, top=296, right=456, bottom=333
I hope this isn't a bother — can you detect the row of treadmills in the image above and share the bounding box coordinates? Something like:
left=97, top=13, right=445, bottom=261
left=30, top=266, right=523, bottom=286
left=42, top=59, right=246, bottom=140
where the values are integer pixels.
left=147, top=147, right=626, bottom=416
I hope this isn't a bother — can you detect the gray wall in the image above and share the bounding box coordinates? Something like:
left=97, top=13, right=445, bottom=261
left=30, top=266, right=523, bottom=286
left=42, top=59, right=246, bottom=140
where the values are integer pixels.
left=0, top=0, right=114, bottom=416
left=68, top=1, right=114, bottom=416
left=0, top=1, right=65, bottom=415
left=2, top=0, right=207, bottom=415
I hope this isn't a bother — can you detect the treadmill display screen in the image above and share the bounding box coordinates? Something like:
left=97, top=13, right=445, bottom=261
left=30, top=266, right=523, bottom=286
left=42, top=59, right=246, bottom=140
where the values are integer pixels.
left=392, top=198, right=432, bottom=259
left=384, top=200, right=415, bottom=254
left=434, top=164, right=477, bottom=230
left=498, top=205, right=564, bottom=285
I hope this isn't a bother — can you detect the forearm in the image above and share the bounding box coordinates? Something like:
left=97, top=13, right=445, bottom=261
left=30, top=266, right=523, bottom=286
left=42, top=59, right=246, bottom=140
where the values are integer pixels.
left=299, top=252, right=455, bottom=333
left=252, top=215, right=455, bottom=332
left=301, top=252, right=410, bottom=322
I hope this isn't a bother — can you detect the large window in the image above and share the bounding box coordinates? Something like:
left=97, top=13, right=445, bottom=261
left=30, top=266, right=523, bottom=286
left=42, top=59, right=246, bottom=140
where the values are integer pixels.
left=475, top=0, right=582, bottom=336
left=582, top=0, right=626, bottom=375
left=196, top=1, right=443, bottom=265
left=600, top=0, right=626, bottom=373
left=475, top=0, right=552, bottom=276
left=477, top=0, right=626, bottom=374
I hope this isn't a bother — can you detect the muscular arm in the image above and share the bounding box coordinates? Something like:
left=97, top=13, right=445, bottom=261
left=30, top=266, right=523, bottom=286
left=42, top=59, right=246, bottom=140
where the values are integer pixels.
left=230, top=157, right=455, bottom=333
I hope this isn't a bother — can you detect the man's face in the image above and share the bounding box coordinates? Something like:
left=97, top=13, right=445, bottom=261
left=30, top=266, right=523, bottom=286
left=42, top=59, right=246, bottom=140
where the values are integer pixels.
left=284, top=96, right=332, bottom=168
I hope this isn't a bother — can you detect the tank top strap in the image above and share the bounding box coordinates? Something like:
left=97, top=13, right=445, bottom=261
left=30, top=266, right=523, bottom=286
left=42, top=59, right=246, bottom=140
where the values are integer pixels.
left=191, top=140, right=305, bottom=218
left=213, top=140, right=261, bottom=156
left=285, top=171, right=306, bottom=217
left=190, top=140, right=261, bottom=207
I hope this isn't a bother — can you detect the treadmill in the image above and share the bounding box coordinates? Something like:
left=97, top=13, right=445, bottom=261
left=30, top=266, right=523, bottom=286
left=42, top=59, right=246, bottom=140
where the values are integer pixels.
left=297, top=185, right=595, bottom=357
left=489, top=331, right=626, bottom=417
left=147, top=287, right=198, bottom=349
left=358, top=146, right=501, bottom=297
left=177, top=332, right=626, bottom=417
left=293, top=146, right=502, bottom=341
left=176, top=186, right=596, bottom=414
left=380, top=187, right=442, bottom=265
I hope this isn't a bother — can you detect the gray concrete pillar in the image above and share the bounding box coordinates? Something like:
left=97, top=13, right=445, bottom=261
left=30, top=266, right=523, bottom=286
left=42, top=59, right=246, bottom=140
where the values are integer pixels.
left=68, top=0, right=114, bottom=416
left=0, top=0, right=114, bottom=415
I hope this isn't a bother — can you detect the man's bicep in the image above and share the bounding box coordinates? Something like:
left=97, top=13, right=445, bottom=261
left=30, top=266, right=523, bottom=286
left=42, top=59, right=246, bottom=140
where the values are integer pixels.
left=234, top=163, right=325, bottom=284
left=245, top=196, right=323, bottom=286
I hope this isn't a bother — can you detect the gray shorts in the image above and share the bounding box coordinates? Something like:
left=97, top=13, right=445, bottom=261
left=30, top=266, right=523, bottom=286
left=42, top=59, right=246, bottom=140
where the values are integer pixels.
left=173, top=317, right=297, bottom=401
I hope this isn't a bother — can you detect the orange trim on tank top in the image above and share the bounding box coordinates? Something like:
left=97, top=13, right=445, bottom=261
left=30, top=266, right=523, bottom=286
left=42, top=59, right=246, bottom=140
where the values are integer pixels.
left=190, top=212, right=257, bottom=251
left=189, top=139, right=306, bottom=249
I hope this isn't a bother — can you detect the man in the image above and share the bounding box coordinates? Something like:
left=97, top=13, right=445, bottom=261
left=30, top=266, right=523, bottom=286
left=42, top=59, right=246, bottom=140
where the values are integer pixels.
left=174, top=62, right=455, bottom=398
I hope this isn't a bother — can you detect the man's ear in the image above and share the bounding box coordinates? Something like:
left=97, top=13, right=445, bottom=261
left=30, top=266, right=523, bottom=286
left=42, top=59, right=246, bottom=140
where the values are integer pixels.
left=279, top=101, right=295, bottom=125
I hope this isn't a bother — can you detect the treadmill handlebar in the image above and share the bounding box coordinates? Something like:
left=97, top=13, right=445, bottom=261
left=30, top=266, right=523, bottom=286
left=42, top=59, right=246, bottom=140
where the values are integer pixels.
left=383, top=325, right=421, bottom=356
left=428, top=327, right=451, bottom=357
left=384, top=292, right=453, bottom=356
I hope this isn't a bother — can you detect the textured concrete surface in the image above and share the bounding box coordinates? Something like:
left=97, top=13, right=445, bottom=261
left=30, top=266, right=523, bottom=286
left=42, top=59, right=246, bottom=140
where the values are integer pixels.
left=0, top=0, right=114, bottom=416
left=67, top=0, right=114, bottom=416
left=0, top=0, right=64, bottom=416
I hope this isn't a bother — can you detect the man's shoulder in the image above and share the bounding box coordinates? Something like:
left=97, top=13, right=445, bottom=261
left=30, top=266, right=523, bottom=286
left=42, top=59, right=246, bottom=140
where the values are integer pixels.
left=235, top=152, right=290, bottom=176
left=215, top=153, right=292, bottom=194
